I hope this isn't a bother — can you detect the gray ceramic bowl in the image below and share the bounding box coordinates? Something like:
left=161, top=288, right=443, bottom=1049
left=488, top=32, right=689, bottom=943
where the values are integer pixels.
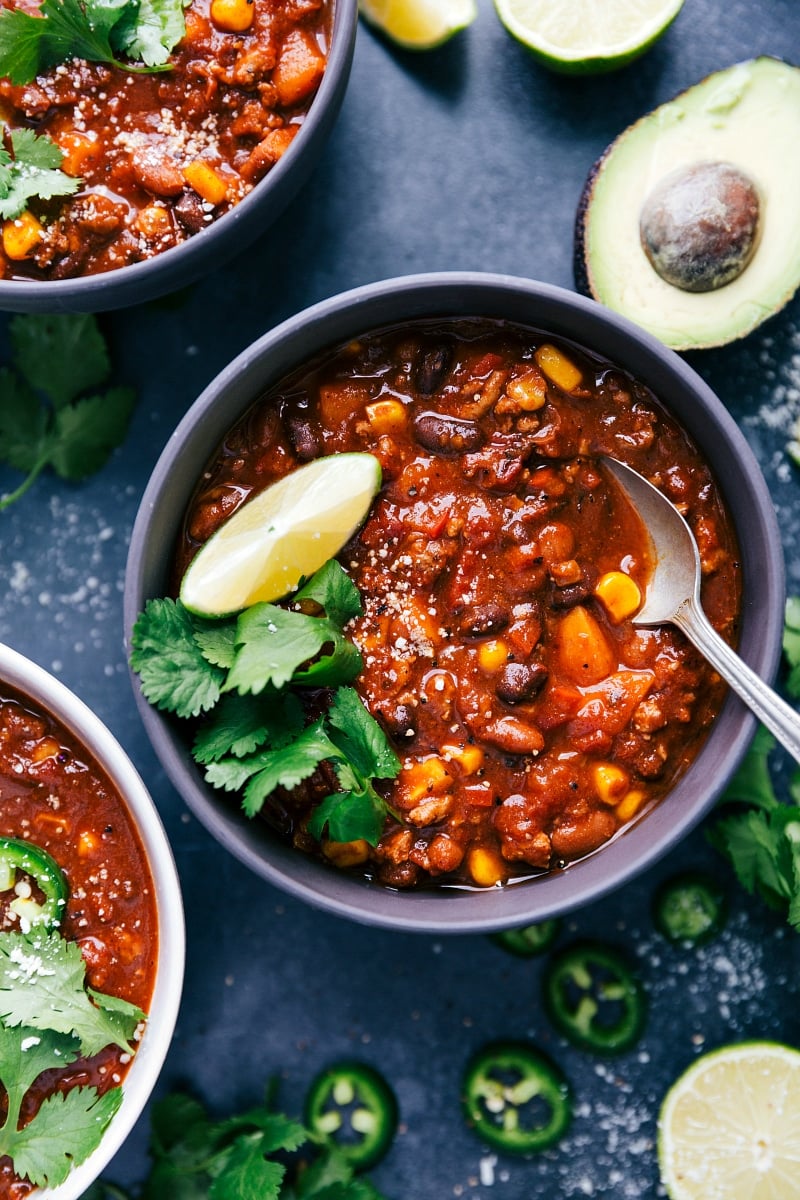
left=0, top=0, right=357, bottom=314
left=124, top=273, right=784, bottom=933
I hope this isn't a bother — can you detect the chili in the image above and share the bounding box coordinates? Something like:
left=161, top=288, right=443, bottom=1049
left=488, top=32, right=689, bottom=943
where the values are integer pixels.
left=490, top=918, right=561, bottom=957
left=461, top=1041, right=571, bottom=1154
left=0, top=837, right=68, bottom=930
left=177, top=318, right=741, bottom=890
left=543, top=942, right=645, bottom=1053
left=304, top=1061, right=397, bottom=1170
left=653, top=871, right=727, bottom=946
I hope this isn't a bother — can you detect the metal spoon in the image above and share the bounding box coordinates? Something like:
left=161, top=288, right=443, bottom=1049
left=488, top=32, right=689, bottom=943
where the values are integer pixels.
left=603, top=456, right=800, bottom=764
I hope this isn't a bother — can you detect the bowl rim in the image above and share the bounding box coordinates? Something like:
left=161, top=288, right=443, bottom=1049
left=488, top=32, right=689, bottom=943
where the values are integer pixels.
left=124, top=270, right=785, bottom=934
left=0, top=642, right=185, bottom=1200
left=0, top=0, right=358, bottom=313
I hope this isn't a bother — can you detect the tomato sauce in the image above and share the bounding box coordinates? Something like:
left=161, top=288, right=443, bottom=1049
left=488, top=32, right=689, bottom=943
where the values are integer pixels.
left=0, top=0, right=330, bottom=279
left=0, top=685, right=158, bottom=1200
left=178, top=319, right=741, bottom=890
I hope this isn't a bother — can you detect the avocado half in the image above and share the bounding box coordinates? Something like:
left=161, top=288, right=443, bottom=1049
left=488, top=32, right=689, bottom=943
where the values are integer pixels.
left=575, top=58, right=800, bottom=351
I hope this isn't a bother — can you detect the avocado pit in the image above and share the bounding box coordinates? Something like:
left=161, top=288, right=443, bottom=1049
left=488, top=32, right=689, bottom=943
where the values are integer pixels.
left=639, top=162, right=760, bottom=293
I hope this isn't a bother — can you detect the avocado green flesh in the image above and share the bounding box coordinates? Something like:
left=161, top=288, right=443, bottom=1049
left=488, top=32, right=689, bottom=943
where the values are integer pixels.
left=581, top=58, right=800, bottom=350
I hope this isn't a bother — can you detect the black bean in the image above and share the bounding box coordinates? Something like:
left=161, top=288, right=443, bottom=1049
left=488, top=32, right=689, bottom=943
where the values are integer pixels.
left=550, top=581, right=591, bottom=609
left=285, top=413, right=321, bottom=461
left=458, top=603, right=509, bottom=636
left=380, top=703, right=417, bottom=740
left=173, top=190, right=206, bottom=234
left=413, top=412, right=485, bottom=455
left=414, top=345, right=451, bottom=395
left=496, top=661, right=549, bottom=704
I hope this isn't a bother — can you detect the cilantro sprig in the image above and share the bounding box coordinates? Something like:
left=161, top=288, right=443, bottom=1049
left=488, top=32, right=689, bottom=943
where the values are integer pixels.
left=0, top=0, right=189, bottom=84
left=131, top=560, right=401, bottom=846
left=0, top=126, right=79, bottom=220
left=709, top=597, right=800, bottom=932
left=0, top=927, right=146, bottom=1189
left=0, top=313, right=136, bottom=511
left=83, top=1083, right=388, bottom=1200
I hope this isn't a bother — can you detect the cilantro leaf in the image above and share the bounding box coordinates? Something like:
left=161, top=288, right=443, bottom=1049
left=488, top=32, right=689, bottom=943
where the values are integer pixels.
left=227, top=605, right=361, bottom=694
left=784, top=595, right=800, bottom=699
left=0, top=8, right=45, bottom=86
left=131, top=599, right=225, bottom=719
left=0, top=929, right=145, bottom=1057
left=9, top=1085, right=121, bottom=1188
left=0, top=367, right=51, bottom=473
left=207, top=720, right=340, bottom=817
left=208, top=1134, right=286, bottom=1200
left=0, top=1024, right=79, bottom=1114
left=113, top=0, right=189, bottom=66
left=720, top=726, right=778, bottom=810
left=307, top=789, right=386, bottom=846
left=193, top=691, right=304, bottom=765
left=195, top=622, right=238, bottom=671
left=49, top=388, right=136, bottom=480
left=327, top=688, right=400, bottom=782
left=0, top=313, right=136, bottom=510
left=0, top=128, right=79, bottom=220
left=10, top=313, right=110, bottom=408
left=295, top=560, right=363, bottom=627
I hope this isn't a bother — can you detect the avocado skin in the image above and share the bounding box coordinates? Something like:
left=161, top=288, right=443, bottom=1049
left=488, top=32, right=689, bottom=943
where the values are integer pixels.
left=573, top=57, right=800, bottom=351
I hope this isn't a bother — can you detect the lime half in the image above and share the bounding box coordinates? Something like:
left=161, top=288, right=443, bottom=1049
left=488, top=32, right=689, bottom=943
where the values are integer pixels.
left=180, top=453, right=381, bottom=617
left=359, top=0, right=477, bottom=50
left=658, top=1041, right=800, bottom=1200
left=494, top=0, right=684, bottom=73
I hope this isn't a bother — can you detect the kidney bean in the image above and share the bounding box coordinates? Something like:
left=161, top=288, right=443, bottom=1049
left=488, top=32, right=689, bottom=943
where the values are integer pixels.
left=480, top=716, right=544, bottom=755
left=495, top=661, right=549, bottom=704
left=284, top=413, right=321, bottom=461
left=413, top=412, right=485, bottom=455
left=458, top=603, right=509, bottom=636
left=550, top=808, right=617, bottom=860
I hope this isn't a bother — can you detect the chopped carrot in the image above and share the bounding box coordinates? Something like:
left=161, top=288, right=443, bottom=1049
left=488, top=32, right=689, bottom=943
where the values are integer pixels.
left=555, top=605, right=616, bottom=684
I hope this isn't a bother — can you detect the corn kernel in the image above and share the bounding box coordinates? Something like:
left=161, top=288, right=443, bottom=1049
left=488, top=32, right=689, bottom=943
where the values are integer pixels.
left=534, top=343, right=583, bottom=393
left=478, top=639, right=509, bottom=672
left=183, top=160, right=228, bottom=206
left=595, top=571, right=642, bottom=623
left=593, top=762, right=629, bottom=805
left=442, top=743, right=484, bottom=775
left=616, top=789, right=646, bottom=822
left=30, top=738, right=60, bottom=764
left=467, top=846, right=507, bottom=887
left=3, top=212, right=44, bottom=261
left=365, top=399, right=407, bottom=434
left=78, top=830, right=100, bottom=857
left=210, top=0, right=254, bottom=31
left=401, top=757, right=453, bottom=804
left=322, top=839, right=370, bottom=868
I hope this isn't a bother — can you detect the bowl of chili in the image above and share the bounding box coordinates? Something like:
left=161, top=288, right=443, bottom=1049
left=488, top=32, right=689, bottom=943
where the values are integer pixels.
left=0, top=0, right=357, bottom=312
left=124, top=271, right=784, bottom=933
left=0, top=642, right=184, bottom=1199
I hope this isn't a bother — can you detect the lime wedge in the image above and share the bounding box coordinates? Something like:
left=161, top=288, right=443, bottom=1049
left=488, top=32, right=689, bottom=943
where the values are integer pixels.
left=180, top=453, right=382, bottom=617
left=359, top=0, right=477, bottom=50
left=494, top=0, right=684, bottom=73
left=658, top=1041, right=800, bottom=1200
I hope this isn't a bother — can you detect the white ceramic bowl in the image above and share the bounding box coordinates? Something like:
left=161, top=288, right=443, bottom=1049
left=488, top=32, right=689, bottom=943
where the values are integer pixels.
left=0, top=643, right=184, bottom=1200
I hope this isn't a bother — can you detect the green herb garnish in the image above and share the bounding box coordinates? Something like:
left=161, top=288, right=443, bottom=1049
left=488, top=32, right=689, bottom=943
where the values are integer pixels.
left=131, top=560, right=401, bottom=846
left=0, top=313, right=136, bottom=511
left=0, top=126, right=79, bottom=219
left=0, top=0, right=188, bottom=84
left=709, top=598, right=800, bottom=932
left=98, top=1082, right=389, bottom=1200
left=0, top=927, right=146, bottom=1188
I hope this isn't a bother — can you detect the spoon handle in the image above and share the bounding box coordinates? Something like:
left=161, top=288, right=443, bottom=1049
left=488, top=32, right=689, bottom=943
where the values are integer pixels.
left=674, top=600, right=800, bottom=765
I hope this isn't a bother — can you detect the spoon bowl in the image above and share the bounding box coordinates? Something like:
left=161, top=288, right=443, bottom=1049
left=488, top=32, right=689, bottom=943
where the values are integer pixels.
left=605, top=456, right=800, bottom=764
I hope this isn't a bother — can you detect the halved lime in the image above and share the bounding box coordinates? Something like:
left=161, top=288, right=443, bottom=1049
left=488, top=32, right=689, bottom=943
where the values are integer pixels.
left=658, top=1041, right=800, bottom=1200
left=180, top=453, right=381, bottom=617
left=359, top=0, right=477, bottom=50
left=494, top=0, right=684, bottom=74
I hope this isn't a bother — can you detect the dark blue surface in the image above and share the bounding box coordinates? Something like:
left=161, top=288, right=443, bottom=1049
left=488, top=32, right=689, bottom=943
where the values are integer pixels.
left=1, top=2, right=800, bottom=1196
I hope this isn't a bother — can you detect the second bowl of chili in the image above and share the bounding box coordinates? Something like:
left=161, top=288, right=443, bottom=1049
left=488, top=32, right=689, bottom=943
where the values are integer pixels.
left=124, top=272, right=784, bottom=933
left=0, top=0, right=357, bottom=311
